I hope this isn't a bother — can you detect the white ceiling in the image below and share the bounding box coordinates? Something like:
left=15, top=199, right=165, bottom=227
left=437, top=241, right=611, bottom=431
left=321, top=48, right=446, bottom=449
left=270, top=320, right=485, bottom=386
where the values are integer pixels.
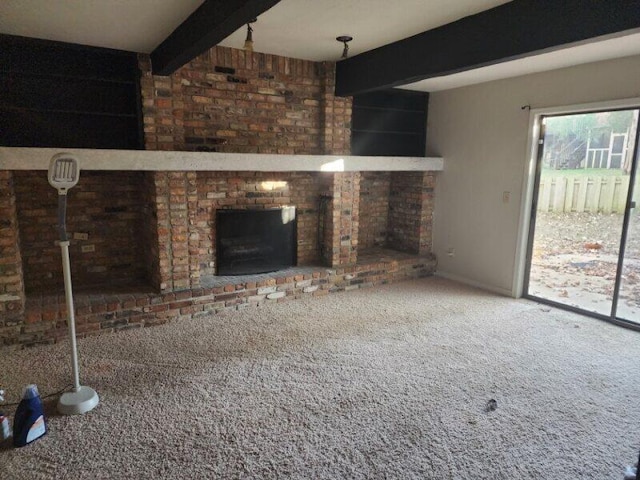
left=0, top=0, right=204, bottom=52
left=217, top=0, right=511, bottom=60
left=0, top=0, right=638, bottom=93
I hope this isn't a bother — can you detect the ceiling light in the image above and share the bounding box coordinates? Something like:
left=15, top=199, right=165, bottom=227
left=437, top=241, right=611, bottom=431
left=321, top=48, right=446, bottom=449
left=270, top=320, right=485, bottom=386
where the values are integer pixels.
left=336, top=35, right=353, bottom=59
left=244, top=19, right=257, bottom=52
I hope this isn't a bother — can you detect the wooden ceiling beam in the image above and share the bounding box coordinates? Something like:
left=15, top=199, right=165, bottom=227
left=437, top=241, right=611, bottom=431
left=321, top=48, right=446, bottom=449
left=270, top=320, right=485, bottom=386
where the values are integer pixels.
left=335, top=0, right=640, bottom=96
left=151, top=0, right=280, bottom=75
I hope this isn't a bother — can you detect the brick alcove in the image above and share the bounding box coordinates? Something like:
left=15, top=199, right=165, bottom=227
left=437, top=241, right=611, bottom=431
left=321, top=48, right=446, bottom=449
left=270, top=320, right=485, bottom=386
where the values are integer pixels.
left=359, top=171, right=435, bottom=255
left=13, top=170, right=154, bottom=294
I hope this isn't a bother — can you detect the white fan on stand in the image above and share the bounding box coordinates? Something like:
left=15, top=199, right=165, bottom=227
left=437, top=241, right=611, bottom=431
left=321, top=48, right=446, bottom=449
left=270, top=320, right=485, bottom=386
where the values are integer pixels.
left=48, top=153, right=99, bottom=415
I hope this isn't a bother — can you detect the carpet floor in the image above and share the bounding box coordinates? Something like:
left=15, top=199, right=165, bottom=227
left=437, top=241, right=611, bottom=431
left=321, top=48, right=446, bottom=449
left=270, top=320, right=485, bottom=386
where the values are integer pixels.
left=1, top=277, right=639, bottom=479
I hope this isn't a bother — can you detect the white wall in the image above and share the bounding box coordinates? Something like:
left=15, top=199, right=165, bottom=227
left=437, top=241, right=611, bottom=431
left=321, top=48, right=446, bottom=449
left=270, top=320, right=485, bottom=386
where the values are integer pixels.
left=427, top=54, right=640, bottom=296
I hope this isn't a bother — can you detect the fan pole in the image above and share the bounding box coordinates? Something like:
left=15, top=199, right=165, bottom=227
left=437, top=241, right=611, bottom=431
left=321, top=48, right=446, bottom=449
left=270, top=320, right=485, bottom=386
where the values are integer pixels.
left=48, top=153, right=99, bottom=415
left=60, top=239, right=81, bottom=392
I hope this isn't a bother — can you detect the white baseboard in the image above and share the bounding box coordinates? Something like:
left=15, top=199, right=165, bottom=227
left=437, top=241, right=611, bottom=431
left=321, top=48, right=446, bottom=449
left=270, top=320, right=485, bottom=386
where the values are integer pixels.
left=435, top=271, right=514, bottom=297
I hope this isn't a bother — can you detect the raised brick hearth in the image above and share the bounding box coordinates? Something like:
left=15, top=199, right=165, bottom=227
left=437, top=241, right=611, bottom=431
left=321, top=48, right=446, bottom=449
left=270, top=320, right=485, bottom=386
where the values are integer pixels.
left=10, top=249, right=435, bottom=348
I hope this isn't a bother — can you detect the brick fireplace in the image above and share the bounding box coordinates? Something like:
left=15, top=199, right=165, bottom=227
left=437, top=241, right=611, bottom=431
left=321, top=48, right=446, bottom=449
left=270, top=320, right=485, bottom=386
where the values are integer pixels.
left=0, top=45, right=441, bottom=348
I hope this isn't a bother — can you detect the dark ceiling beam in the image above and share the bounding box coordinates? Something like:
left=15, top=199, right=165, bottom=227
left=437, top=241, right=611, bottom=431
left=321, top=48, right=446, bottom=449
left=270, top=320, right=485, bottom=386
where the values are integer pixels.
left=336, top=0, right=640, bottom=97
left=151, top=0, right=281, bottom=75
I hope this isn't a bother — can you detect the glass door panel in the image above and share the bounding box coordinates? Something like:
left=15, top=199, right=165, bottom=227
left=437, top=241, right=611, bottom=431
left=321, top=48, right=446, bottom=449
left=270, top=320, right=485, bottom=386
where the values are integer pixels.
left=527, top=109, right=638, bottom=317
left=616, top=111, right=640, bottom=323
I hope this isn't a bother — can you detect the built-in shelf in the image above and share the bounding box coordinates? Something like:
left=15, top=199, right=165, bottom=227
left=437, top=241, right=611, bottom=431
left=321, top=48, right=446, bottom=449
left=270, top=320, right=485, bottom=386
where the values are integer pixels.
left=0, top=106, right=137, bottom=118
left=353, top=105, right=425, bottom=114
left=351, top=129, right=423, bottom=136
left=0, top=70, right=137, bottom=86
left=0, top=147, right=444, bottom=172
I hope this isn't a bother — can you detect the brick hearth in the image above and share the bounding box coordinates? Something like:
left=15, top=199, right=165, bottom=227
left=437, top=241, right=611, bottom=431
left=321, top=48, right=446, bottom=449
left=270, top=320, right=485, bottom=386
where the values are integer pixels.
left=11, top=249, right=435, bottom=348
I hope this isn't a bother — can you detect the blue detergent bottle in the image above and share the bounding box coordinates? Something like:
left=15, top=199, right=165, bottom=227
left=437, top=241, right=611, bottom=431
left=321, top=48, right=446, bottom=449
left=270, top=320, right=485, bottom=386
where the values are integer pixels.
left=13, top=384, right=47, bottom=447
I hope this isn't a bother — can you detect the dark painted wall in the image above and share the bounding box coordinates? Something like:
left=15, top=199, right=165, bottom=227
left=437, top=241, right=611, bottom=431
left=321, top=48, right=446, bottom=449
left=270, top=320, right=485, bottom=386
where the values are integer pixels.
left=351, top=89, right=428, bottom=157
left=0, top=35, right=142, bottom=149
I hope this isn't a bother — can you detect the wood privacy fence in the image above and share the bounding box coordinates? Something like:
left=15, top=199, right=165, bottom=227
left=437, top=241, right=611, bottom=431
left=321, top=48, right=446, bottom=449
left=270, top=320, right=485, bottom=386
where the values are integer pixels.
left=537, top=176, right=629, bottom=214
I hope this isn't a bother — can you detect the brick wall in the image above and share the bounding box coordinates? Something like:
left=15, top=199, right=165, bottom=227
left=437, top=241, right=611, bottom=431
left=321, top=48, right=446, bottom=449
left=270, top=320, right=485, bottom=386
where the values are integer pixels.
left=388, top=172, right=436, bottom=255
left=140, top=47, right=351, bottom=155
left=0, top=44, right=440, bottom=348
left=140, top=172, right=162, bottom=290
left=359, top=172, right=391, bottom=249
left=13, top=171, right=149, bottom=292
left=0, top=171, right=24, bottom=323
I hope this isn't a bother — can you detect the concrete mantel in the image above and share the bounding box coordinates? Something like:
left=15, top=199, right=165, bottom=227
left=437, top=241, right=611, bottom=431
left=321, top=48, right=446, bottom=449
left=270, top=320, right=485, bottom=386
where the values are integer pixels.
left=0, top=148, right=443, bottom=172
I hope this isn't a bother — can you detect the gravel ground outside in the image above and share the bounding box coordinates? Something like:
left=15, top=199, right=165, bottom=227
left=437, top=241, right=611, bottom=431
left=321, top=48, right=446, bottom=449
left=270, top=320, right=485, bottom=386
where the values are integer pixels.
left=529, top=212, right=640, bottom=321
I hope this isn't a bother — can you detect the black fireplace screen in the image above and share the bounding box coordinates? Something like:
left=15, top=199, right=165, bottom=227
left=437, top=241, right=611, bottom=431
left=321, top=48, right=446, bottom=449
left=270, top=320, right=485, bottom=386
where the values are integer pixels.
left=216, top=207, right=297, bottom=275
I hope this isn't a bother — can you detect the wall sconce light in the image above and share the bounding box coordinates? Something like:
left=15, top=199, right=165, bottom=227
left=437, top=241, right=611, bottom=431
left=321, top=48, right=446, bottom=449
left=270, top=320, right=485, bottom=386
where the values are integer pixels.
left=336, top=35, right=353, bottom=59
left=244, top=19, right=257, bottom=52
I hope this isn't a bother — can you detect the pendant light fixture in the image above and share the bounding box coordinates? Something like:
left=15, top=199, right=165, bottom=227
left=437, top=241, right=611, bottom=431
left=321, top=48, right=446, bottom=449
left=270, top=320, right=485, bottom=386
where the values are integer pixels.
left=244, top=19, right=257, bottom=52
left=336, top=35, right=353, bottom=59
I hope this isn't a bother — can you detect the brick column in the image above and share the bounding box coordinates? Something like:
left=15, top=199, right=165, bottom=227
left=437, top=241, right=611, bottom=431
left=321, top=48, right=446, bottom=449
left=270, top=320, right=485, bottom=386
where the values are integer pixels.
left=320, top=172, right=360, bottom=267
left=0, top=171, right=25, bottom=320
left=152, top=172, right=171, bottom=291
left=152, top=172, right=200, bottom=292
left=140, top=172, right=162, bottom=290
left=388, top=172, right=436, bottom=254
left=319, top=62, right=352, bottom=156
left=186, top=172, right=200, bottom=288
left=318, top=63, right=358, bottom=267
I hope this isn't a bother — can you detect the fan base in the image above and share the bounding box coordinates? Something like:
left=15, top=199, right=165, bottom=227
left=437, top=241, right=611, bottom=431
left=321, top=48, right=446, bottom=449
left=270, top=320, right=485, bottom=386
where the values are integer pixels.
left=58, top=386, right=99, bottom=415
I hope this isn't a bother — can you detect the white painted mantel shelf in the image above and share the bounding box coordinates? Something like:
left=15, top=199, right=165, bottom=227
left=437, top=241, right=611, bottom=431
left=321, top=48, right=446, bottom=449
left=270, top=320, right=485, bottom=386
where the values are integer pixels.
left=0, top=147, right=444, bottom=172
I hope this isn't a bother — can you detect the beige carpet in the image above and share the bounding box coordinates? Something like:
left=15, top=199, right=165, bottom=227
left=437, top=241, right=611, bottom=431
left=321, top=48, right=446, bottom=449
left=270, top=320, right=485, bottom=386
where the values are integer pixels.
left=1, top=277, right=639, bottom=479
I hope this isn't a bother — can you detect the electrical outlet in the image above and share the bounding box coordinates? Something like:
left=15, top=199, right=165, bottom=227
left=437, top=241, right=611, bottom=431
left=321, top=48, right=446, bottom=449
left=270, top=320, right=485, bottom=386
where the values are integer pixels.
left=502, top=191, right=511, bottom=203
left=81, top=244, right=95, bottom=253
left=74, top=232, right=89, bottom=240
left=447, top=247, right=455, bottom=257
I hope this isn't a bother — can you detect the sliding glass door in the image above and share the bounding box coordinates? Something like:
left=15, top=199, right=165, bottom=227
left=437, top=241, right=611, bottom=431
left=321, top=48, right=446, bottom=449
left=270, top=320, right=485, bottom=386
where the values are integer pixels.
left=615, top=137, right=640, bottom=322
left=525, top=108, right=640, bottom=325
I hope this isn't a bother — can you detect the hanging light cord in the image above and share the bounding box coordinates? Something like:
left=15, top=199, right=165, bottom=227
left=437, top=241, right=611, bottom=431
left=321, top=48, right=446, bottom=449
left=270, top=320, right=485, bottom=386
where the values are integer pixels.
left=1, top=384, right=74, bottom=409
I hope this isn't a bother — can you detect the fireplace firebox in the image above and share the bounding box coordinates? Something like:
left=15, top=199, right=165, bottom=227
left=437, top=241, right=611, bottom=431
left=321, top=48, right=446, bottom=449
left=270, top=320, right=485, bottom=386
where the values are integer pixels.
left=216, top=207, right=297, bottom=275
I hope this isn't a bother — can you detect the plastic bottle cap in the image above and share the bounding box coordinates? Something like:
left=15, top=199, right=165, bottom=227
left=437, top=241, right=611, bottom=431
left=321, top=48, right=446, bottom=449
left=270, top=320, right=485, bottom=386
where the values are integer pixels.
left=22, top=384, right=40, bottom=400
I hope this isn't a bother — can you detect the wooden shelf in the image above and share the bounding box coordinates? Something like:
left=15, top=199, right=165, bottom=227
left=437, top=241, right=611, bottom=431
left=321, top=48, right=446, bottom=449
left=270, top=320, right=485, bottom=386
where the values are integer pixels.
left=353, top=105, right=425, bottom=114
left=352, top=129, right=423, bottom=136
left=0, top=147, right=444, bottom=173
left=0, top=70, right=137, bottom=86
left=0, top=105, right=137, bottom=118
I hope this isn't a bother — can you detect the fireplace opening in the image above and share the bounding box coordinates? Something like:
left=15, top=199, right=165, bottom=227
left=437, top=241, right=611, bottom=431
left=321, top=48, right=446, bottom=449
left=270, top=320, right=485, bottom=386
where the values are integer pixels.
left=216, top=207, right=297, bottom=275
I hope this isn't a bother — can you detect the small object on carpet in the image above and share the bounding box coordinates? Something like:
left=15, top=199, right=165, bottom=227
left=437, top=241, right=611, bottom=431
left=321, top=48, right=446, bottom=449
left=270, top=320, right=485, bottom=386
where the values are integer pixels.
left=485, top=399, right=498, bottom=412
left=622, top=464, right=636, bottom=480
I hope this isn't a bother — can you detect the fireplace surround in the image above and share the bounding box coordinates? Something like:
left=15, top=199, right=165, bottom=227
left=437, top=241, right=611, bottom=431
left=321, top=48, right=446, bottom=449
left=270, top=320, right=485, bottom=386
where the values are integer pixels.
left=216, top=207, right=297, bottom=275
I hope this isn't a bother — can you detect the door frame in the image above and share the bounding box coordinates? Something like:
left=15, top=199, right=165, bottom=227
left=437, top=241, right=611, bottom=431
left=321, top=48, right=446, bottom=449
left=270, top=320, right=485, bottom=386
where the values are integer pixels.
left=513, top=97, right=640, bottom=328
